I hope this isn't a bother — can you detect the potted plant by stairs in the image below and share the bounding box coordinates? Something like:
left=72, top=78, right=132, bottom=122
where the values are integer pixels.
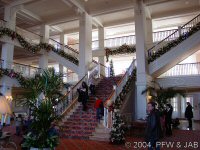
left=21, top=68, right=64, bottom=150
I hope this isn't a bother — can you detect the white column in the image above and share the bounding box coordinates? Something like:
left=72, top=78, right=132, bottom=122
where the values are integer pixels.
left=98, top=27, right=106, bottom=76
left=39, top=54, right=48, bottom=70
left=78, top=12, right=92, bottom=79
left=39, top=25, right=50, bottom=69
left=60, top=33, right=67, bottom=50
left=40, top=24, right=50, bottom=43
left=1, top=6, right=16, bottom=98
left=4, top=6, right=17, bottom=30
left=146, top=18, right=153, bottom=49
left=1, top=43, right=14, bottom=69
left=134, top=0, right=148, bottom=120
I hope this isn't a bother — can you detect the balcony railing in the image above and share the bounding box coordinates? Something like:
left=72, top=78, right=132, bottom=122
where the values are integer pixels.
left=159, top=62, right=200, bottom=77
left=68, top=29, right=182, bottom=51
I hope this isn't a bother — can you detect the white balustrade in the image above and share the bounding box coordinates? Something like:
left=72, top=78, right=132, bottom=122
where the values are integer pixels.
left=159, top=62, right=200, bottom=77
left=103, top=59, right=136, bottom=128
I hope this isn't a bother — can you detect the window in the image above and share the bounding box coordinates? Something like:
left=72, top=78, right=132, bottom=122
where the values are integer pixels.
left=171, top=98, right=178, bottom=112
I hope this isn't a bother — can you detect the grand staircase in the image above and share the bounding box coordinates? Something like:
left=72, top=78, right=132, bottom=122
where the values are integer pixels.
left=60, top=76, right=122, bottom=139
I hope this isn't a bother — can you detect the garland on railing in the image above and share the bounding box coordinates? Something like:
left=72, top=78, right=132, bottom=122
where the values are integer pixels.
left=0, top=27, right=79, bottom=65
left=110, top=68, right=136, bottom=145
left=113, top=68, right=136, bottom=109
left=105, top=44, right=136, bottom=62
left=148, top=22, right=200, bottom=64
left=0, top=68, right=29, bottom=87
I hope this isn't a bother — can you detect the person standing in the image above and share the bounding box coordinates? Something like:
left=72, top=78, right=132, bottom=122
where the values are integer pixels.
left=185, top=102, right=193, bottom=129
left=94, top=97, right=103, bottom=123
left=77, top=81, right=89, bottom=111
left=145, top=102, right=161, bottom=150
left=165, top=104, right=173, bottom=136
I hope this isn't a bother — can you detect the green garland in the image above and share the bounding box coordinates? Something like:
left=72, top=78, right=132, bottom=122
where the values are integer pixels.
left=0, top=68, right=29, bottom=87
left=113, top=68, right=136, bottom=110
left=110, top=68, right=136, bottom=144
left=148, top=22, right=200, bottom=64
left=0, top=27, right=79, bottom=65
left=105, top=44, right=136, bottom=62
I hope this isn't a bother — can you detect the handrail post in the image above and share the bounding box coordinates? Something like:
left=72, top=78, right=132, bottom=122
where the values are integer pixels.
left=113, top=85, right=117, bottom=101
left=178, top=26, right=182, bottom=37
left=68, top=87, right=72, bottom=103
left=104, top=108, right=107, bottom=127
left=98, top=63, right=100, bottom=78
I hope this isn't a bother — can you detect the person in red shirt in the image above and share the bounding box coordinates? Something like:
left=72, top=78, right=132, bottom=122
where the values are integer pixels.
left=94, top=97, right=103, bottom=123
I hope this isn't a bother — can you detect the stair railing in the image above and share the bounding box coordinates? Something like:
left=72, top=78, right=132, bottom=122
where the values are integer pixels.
left=16, top=27, right=41, bottom=44
left=159, top=62, right=200, bottom=77
left=0, top=59, right=42, bottom=77
left=56, top=74, right=88, bottom=116
left=57, top=59, right=104, bottom=116
left=0, top=19, right=80, bottom=63
left=49, top=39, right=79, bottom=59
left=103, top=59, right=136, bottom=128
left=148, top=13, right=200, bottom=59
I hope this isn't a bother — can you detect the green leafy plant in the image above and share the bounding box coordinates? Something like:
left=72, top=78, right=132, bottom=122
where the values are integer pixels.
left=109, top=59, right=115, bottom=77
left=142, top=81, right=185, bottom=111
left=22, top=68, right=64, bottom=149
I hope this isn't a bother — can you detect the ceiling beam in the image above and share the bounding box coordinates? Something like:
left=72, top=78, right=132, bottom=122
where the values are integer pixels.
left=92, top=17, right=103, bottom=27
left=145, top=7, right=151, bottom=19
left=19, top=8, right=42, bottom=22
left=144, top=0, right=178, bottom=6
left=8, top=0, right=35, bottom=7
left=62, top=0, right=86, bottom=14
left=61, top=0, right=104, bottom=27
left=51, top=26, right=63, bottom=32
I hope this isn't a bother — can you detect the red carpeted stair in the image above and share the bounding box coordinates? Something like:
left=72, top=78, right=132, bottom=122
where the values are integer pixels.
left=60, top=76, right=122, bottom=139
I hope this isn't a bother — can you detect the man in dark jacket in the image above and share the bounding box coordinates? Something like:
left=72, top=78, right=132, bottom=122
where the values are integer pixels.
left=145, top=102, right=161, bottom=150
left=185, top=102, right=193, bottom=129
left=165, top=104, right=173, bottom=136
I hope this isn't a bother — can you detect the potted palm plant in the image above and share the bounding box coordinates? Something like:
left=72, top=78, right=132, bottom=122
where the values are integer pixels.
left=141, top=82, right=185, bottom=111
left=21, top=68, right=64, bottom=150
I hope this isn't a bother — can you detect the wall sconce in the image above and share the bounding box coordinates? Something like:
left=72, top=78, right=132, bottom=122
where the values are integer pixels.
left=0, top=96, right=12, bottom=115
left=147, top=95, right=152, bottom=102
left=6, top=96, right=13, bottom=102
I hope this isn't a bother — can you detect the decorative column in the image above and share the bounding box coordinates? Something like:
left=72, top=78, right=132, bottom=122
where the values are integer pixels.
left=98, top=26, right=106, bottom=76
left=60, top=33, right=67, bottom=50
left=134, top=0, right=149, bottom=120
left=1, top=6, right=21, bottom=125
left=40, top=24, right=50, bottom=43
left=145, top=18, right=153, bottom=49
left=78, top=12, right=92, bottom=79
left=39, top=25, right=49, bottom=70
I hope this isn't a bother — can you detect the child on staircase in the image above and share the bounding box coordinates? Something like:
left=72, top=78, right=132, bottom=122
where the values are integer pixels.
left=94, top=97, right=104, bottom=123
